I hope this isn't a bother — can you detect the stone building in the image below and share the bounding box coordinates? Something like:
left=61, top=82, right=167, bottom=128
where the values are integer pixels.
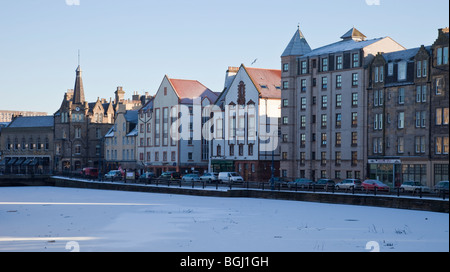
left=104, top=107, right=138, bottom=172
left=53, top=66, right=116, bottom=173
left=0, top=116, right=54, bottom=174
left=430, top=28, right=449, bottom=184
left=280, top=26, right=405, bottom=181
left=367, top=27, right=449, bottom=187
left=367, top=45, right=433, bottom=187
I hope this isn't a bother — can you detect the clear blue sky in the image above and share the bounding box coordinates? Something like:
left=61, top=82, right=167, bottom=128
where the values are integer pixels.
left=0, top=0, right=448, bottom=113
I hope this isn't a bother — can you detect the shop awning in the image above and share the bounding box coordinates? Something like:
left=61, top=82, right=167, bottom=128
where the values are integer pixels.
left=29, top=158, right=39, bottom=166
left=14, top=158, right=26, bottom=166
left=6, top=158, right=17, bottom=165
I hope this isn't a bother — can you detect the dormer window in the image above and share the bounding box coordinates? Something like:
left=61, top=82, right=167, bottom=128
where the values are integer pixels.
left=397, top=61, right=407, bottom=81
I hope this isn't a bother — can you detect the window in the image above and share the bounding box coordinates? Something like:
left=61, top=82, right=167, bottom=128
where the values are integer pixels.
left=300, top=115, right=306, bottom=128
left=321, top=152, right=327, bottom=165
left=301, top=61, right=307, bottom=74
left=300, top=134, right=306, bottom=147
left=321, top=114, right=327, bottom=128
left=283, top=99, right=288, bottom=107
left=336, top=113, right=342, bottom=128
left=398, top=61, right=407, bottom=81
left=321, top=96, right=327, bottom=108
left=417, top=61, right=422, bottom=78
left=164, top=87, right=167, bottom=96
left=187, top=152, right=193, bottom=160
left=398, top=112, right=405, bottom=129
left=435, top=78, right=443, bottom=95
left=336, top=56, right=343, bottom=70
left=322, top=77, right=328, bottom=89
left=335, top=132, right=341, bottom=146
left=388, top=63, right=394, bottom=76
left=322, top=58, right=328, bottom=72
left=283, top=63, right=289, bottom=72
left=416, top=85, right=427, bottom=103
left=321, top=133, right=327, bottom=146
left=336, top=75, right=342, bottom=88
left=351, top=112, right=358, bottom=127
left=352, top=132, right=358, bottom=146
left=300, top=152, right=306, bottom=165
left=437, top=47, right=443, bottom=65
left=423, top=60, right=428, bottom=77
left=379, top=66, right=384, bottom=82
left=398, top=88, right=405, bottom=104
left=282, top=116, right=288, bottom=125
left=282, top=152, right=288, bottom=160
left=283, top=81, right=289, bottom=89
left=336, top=94, right=342, bottom=108
left=335, top=152, right=341, bottom=166
left=415, top=111, right=426, bottom=128
left=352, top=53, right=359, bottom=68
left=374, top=66, right=379, bottom=83
left=352, top=73, right=358, bottom=87
left=436, top=108, right=450, bottom=125
left=397, top=137, right=404, bottom=153
left=75, top=127, right=81, bottom=138
left=239, top=144, right=244, bottom=156
left=374, top=90, right=383, bottom=106
left=301, top=97, right=306, bottom=110
left=415, top=136, right=426, bottom=153
left=301, top=79, right=307, bottom=92
left=351, top=151, right=358, bottom=166
left=352, top=93, right=358, bottom=106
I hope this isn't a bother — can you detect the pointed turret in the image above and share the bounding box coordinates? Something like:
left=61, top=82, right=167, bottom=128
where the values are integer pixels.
left=73, top=65, right=85, bottom=104
left=281, top=26, right=312, bottom=57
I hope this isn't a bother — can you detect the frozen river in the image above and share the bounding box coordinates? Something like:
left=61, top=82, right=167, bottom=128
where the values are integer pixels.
left=0, top=186, right=448, bottom=252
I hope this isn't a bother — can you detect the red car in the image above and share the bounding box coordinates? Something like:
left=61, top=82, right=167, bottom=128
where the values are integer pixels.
left=362, top=180, right=390, bottom=192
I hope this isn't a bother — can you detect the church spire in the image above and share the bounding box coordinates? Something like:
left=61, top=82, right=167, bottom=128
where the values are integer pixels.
left=73, top=51, right=85, bottom=104
left=73, top=65, right=85, bottom=104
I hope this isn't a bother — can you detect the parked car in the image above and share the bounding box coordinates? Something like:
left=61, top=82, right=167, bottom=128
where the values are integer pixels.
left=335, top=179, right=362, bottom=190
left=81, top=167, right=99, bottom=179
left=312, top=179, right=336, bottom=190
left=159, top=171, right=181, bottom=180
left=104, top=170, right=122, bottom=181
left=199, top=172, right=219, bottom=182
left=399, top=181, right=431, bottom=193
left=182, top=174, right=201, bottom=182
left=218, top=172, right=244, bottom=183
left=138, top=172, right=156, bottom=182
left=287, top=178, right=313, bottom=189
left=434, top=181, right=449, bottom=193
left=362, top=180, right=390, bottom=192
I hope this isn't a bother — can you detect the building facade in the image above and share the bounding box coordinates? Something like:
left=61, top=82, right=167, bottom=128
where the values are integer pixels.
left=211, top=65, right=281, bottom=181
left=0, top=110, right=47, bottom=123
left=53, top=66, right=116, bottom=173
left=280, top=27, right=405, bottom=181
left=0, top=116, right=54, bottom=174
left=430, top=28, right=449, bottom=184
left=136, top=75, right=218, bottom=176
left=104, top=107, right=138, bottom=172
left=367, top=27, right=449, bottom=187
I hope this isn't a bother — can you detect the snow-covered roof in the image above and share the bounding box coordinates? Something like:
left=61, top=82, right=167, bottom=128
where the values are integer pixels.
left=301, top=37, right=384, bottom=58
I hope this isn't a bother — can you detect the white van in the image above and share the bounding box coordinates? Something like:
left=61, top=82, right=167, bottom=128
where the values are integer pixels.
left=218, top=172, right=244, bottom=183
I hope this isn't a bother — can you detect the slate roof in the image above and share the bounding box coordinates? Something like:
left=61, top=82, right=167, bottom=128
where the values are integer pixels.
left=281, top=27, right=312, bottom=57
left=7, top=116, right=54, bottom=128
left=382, top=46, right=431, bottom=63
left=301, top=37, right=384, bottom=58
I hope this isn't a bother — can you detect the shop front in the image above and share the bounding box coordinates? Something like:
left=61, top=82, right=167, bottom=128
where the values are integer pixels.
left=368, top=159, right=402, bottom=187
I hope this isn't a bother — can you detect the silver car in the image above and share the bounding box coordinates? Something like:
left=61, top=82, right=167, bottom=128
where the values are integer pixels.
left=335, top=179, right=362, bottom=190
left=400, top=181, right=431, bottom=193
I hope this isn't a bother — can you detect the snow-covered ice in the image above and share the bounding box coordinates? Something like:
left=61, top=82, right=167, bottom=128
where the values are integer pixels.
left=0, top=186, right=448, bottom=252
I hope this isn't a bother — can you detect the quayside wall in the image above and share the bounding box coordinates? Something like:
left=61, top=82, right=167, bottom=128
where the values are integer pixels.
left=51, top=177, right=449, bottom=213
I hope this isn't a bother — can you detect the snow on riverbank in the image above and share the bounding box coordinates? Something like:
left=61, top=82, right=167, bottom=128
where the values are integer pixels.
left=0, top=186, right=448, bottom=252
